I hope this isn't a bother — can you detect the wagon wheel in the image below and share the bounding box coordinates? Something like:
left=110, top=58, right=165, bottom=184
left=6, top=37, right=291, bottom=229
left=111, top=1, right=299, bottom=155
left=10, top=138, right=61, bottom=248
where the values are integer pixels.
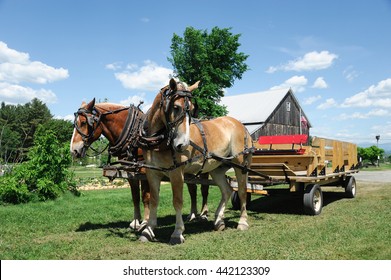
left=343, top=176, right=356, bottom=198
left=303, top=184, right=323, bottom=215
left=231, top=191, right=251, bottom=210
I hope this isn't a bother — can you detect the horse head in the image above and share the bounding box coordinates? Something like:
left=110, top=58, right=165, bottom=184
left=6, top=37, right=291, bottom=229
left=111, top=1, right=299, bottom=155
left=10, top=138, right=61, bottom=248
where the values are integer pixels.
left=70, top=98, right=103, bottom=158
left=159, top=78, right=200, bottom=152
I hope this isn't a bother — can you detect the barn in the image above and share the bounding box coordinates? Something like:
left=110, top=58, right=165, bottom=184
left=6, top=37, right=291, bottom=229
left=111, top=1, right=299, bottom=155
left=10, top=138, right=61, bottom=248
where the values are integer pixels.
left=221, top=88, right=311, bottom=142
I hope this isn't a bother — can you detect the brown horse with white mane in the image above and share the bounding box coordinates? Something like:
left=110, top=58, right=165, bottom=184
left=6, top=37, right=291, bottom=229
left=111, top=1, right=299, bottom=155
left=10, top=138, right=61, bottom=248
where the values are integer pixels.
left=139, top=78, right=253, bottom=244
left=70, top=99, right=209, bottom=230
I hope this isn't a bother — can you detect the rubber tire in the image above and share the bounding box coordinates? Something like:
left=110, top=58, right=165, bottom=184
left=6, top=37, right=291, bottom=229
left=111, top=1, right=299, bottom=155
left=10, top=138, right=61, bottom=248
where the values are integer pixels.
left=344, top=176, right=356, bottom=198
left=231, top=191, right=251, bottom=210
left=303, top=184, right=323, bottom=215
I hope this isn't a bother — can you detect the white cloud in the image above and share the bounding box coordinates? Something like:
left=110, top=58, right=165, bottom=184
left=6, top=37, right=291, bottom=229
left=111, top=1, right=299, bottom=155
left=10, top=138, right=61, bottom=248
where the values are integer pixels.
left=0, top=42, right=68, bottom=84
left=0, top=82, right=57, bottom=104
left=337, top=109, right=390, bottom=120
left=54, top=114, right=74, bottom=121
left=0, top=61, right=68, bottom=84
left=337, top=112, right=367, bottom=120
left=266, top=50, right=338, bottom=73
left=303, top=95, right=322, bottom=105
left=371, top=121, right=391, bottom=139
left=342, top=78, right=391, bottom=108
left=119, top=93, right=152, bottom=111
left=114, top=60, right=173, bottom=91
left=0, top=41, right=68, bottom=105
left=0, top=41, right=29, bottom=64
left=105, top=62, right=122, bottom=71
left=343, top=66, right=359, bottom=82
left=312, top=77, right=328, bottom=89
left=317, top=98, right=337, bottom=109
left=270, top=75, right=308, bottom=93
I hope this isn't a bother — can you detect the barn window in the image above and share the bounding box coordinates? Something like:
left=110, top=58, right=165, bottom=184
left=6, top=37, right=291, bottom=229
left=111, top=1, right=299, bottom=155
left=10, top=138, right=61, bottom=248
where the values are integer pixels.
left=286, top=102, right=291, bottom=112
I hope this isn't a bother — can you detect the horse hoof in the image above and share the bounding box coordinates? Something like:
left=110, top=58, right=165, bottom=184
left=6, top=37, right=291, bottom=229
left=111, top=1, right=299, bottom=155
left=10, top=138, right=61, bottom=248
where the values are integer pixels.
left=137, top=220, right=148, bottom=232
left=214, top=220, right=225, bottom=231
left=139, top=235, right=150, bottom=243
left=199, top=214, right=208, bottom=221
left=237, top=222, right=249, bottom=231
left=186, top=213, right=197, bottom=222
left=139, top=227, right=156, bottom=242
left=129, top=219, right=140, bottom=231
left=169, top=235, right=185, bottom=245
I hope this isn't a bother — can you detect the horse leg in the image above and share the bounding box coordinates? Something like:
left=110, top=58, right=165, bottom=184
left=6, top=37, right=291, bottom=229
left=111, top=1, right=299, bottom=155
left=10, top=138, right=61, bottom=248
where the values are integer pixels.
left=169, top=170, right=185, bottom=245
left=186, top=183, right=198, bottom=222
left=209, top=167, right=232, bottom=231
left=234, top=167, right=249, bottom=230
left=200, top=173, right=209, bottom=220
left=139, top=179, right=150, bottom=231
left=128, top=179, right=142, bottom=230
left=139, top=171, right=161, bottom=243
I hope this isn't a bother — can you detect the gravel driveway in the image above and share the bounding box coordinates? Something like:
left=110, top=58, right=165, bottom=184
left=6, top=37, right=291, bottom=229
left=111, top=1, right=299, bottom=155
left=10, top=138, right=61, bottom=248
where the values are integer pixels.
left=354, top=170, right=391, bottom=183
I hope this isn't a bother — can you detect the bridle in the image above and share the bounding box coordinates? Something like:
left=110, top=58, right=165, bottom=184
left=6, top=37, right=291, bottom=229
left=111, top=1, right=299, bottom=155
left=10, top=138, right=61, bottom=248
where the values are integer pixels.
left=73, top=105, right=129, bottom=153
left=160, top=87, right=195, bottom=146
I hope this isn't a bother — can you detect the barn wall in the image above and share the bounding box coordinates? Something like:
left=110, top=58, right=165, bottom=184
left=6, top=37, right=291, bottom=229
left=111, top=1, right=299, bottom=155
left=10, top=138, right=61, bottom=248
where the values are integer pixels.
left=250, top=93, right=310, bottom=143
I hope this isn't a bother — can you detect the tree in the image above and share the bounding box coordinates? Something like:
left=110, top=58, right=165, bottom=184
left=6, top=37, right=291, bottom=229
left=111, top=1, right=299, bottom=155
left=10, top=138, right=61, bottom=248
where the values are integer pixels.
left=41, top=119, right=73, bottom=144
left=0, top=99, right=53, bottom=163
left=357, top=145, right=385, bottom=166
left=168, top=26, right=249, bottom=117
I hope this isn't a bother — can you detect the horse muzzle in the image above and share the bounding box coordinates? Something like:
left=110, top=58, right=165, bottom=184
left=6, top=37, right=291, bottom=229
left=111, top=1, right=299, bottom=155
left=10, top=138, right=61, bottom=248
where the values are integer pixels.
left=71, top=143, right=87, bottom=158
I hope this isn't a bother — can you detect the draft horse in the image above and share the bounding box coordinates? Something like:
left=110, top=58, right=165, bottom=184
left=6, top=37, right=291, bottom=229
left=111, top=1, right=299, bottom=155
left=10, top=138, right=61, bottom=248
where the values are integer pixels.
left=70, top=99, right=209, bottom=230
left=139, top=78, right=253, bottom=244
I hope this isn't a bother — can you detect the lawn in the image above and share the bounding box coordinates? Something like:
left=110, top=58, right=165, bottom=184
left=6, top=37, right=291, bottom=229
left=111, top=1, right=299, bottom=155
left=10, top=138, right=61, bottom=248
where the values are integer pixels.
left=1, top=174, right=390, bottom=260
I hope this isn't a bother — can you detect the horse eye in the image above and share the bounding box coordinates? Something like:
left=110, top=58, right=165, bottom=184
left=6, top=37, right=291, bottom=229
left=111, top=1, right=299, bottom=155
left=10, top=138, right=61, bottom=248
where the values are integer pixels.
left=173, top=105, right=181, bottom=114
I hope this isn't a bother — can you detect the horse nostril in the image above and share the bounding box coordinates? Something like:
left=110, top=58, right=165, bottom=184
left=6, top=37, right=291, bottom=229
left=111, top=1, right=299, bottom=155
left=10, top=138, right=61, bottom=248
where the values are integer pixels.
left=176, top=144, right=183, bottom=151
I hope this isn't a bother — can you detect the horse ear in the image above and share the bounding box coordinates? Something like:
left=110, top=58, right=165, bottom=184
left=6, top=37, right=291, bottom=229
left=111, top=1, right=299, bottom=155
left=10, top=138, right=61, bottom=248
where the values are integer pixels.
left=169, top=78, right=177, bottom=91
left=86, top=98, right=95, bottom=110
left=188, top=80, right=201, bottom=92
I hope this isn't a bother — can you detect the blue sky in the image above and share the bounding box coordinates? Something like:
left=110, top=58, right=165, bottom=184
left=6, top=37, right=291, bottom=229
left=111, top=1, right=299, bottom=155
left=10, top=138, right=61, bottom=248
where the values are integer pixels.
left=1, top=0, right=391, bottom=146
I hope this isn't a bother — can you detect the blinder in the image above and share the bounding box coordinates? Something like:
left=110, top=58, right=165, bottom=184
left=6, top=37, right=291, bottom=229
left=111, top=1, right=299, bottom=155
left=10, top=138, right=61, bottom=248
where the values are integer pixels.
left=162, top=88, right=196, bottom=118
left=159, top=88, right=196, bottom=147
left=73, top=107, right=101, bottom=144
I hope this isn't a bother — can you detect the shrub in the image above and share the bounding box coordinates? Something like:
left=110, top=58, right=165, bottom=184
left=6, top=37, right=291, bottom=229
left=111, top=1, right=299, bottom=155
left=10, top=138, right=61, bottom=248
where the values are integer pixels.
left=0, top=128, right=79, bottom=204
left=0, top=176, right=30, bottom=204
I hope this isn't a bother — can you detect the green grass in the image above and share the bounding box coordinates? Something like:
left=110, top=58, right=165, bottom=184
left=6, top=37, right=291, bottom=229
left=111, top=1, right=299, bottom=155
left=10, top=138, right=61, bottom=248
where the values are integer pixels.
left=0, top=180, right=390, bottom=260
left=70, top=165, right=127, bottom=187
left=360, top=162, right=391, bottom=171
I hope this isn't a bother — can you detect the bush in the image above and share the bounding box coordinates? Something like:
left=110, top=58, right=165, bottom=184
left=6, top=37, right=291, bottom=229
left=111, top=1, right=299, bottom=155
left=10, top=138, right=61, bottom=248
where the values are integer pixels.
left=0, top=176, right=30, bottom=204
left=0, top=128, right=79, bottom=204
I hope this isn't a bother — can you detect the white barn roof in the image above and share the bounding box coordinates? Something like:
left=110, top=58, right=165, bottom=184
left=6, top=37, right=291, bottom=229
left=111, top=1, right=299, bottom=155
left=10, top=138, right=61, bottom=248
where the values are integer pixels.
left=221, top=87, right=291, bottom=123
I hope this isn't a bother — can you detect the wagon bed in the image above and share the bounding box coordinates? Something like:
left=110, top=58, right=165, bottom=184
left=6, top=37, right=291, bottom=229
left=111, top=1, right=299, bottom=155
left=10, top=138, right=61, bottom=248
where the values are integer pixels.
left=230, top=135, right=359, bottom=215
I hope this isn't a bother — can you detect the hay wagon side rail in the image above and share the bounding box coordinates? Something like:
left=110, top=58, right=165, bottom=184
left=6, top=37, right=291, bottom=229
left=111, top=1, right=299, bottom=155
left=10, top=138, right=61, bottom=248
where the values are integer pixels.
left=230, top=135, right=359, bottom=215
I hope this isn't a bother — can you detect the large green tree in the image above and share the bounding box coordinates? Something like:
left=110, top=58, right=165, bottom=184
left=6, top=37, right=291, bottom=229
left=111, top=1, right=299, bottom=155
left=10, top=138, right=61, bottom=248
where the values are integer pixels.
left=168, top=26, right=249, bottom=118
left=0, top=99, right=72, bottom=163
left=358, top=145, right=385, bottom=165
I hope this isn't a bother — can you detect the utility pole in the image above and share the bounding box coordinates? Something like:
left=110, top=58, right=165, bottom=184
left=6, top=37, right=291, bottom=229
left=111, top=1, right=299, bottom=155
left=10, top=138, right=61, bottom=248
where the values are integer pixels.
left=376, top=135, right=380, bottom=167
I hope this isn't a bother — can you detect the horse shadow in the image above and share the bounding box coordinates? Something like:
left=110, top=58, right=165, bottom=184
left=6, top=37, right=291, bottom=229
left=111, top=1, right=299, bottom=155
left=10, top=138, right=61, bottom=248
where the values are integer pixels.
left=75, top=190, right=348, bottom=243
left=247, top=188, right=349, bottom=215
left=75, top=215, right=231, bottom=243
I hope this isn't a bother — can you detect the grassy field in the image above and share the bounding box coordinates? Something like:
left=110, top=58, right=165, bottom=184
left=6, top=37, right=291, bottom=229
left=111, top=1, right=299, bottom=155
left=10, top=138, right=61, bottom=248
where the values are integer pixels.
left=1, top=174, right=390, bottom=260
left=360, top=162, right=391, bottom=171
